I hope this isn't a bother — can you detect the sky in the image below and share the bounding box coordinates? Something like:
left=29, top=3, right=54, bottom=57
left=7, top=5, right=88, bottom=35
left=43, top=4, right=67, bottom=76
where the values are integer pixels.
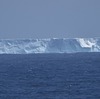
left=0, top=0, right=100, bottom=39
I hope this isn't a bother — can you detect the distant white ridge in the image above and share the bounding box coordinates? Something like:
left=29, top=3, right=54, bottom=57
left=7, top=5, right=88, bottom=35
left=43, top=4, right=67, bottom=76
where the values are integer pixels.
left=0, top=38, right=100, bottom=54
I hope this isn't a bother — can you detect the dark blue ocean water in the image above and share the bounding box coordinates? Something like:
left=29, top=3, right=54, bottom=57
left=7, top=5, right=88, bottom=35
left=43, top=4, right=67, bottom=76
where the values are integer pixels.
left=0, top=53, right=100, bottom=99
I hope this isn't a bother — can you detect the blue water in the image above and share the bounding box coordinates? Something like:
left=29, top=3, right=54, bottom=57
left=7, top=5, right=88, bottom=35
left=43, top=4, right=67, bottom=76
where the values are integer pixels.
left=0, top=53, right=100, bottom=99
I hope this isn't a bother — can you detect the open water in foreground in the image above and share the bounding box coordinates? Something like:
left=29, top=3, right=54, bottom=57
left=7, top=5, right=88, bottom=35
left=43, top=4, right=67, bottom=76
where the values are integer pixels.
left=0, top=53, right=100, bottom=99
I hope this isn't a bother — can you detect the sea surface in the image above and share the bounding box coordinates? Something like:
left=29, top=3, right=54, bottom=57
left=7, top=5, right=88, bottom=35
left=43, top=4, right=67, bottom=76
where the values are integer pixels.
left=0, top=53, right=100, bottom=99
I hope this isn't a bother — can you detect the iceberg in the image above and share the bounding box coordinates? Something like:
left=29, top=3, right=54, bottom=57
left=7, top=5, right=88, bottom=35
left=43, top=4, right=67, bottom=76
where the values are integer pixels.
left=0, top=38, right=100, bottom=54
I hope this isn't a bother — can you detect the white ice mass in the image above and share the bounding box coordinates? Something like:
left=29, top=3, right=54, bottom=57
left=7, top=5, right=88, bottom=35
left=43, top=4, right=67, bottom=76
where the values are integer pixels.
left=0, top=38, right=100, bottom=54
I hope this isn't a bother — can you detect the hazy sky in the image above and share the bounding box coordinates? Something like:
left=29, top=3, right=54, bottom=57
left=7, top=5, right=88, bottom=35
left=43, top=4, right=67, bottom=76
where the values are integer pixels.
left=0, top=0, right=100, bottom=39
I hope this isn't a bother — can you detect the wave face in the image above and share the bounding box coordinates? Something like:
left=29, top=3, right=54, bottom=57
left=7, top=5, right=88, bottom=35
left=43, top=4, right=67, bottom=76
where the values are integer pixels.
left=0, top=38, right=100, bottom=54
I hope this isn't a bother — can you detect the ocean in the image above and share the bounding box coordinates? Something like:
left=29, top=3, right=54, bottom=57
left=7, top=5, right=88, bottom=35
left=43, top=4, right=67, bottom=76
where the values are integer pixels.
left=0, top=53, right=100, bottom=99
